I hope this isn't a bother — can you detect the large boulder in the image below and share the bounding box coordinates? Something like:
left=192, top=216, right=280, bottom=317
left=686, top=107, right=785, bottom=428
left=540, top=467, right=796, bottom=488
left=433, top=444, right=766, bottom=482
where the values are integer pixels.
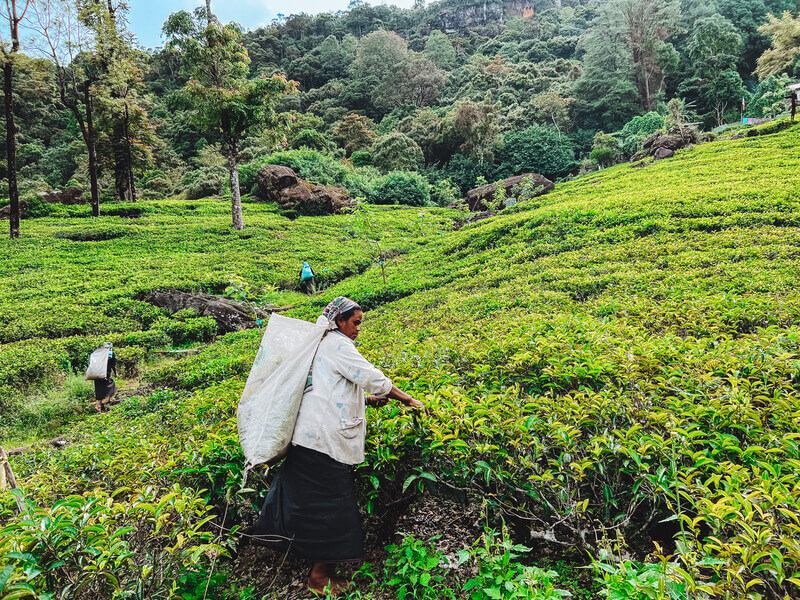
left=279, top=182, right=315, bottom=206
left=639, top=129, right=697, bottom=161
left=256, top=165, right=354, bottom=215
left=653, top=147, right=675, bottom=160
left=143, top=288, right=273, bottom=334
left=2, top=187, right=86, bottom=220
left=37, top=187, right=85, bottom=205
left=257, top=165, right=299, bottom=197
left=305, top=184, right=353, bottom=215
left=0, top=200, right=28, bottom=220
left=466, top=173, right=554, bottom=211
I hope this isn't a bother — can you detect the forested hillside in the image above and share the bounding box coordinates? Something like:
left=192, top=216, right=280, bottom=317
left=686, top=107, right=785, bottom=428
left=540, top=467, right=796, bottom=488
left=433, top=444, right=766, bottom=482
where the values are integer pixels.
left=1, top=0, right=799, bottom=222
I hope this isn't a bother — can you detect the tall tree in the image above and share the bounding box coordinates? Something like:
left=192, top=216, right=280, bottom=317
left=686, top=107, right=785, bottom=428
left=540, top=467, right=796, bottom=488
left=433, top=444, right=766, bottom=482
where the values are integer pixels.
left=447, top=99, right=498, bottom=165
left=756, top=10, right=800, bottom=79
left=716, top=0, right=770, bottom=76
left=79, top=0, right=151, bottom=203
left=530, top=90, right=574, bottom=136
left=573, top=1, right=641, bottom=130
left=164, top=8, right=296, bottom=230
left=334, top=113, right=376, bottom=156
left=678, top=14, right=744, bottom=126
left=685, top=13, right=743, bottom=76
left=94, top=50, right=153, bottom=202
left=32, top=0, right=102, bottom=215
left=424, top=30, right=457, bottom=70
left=350, top=30, right=445, bottom=112
left=1, top=0, right=31, bottom=239
left=620, top=0, right=681, bottom=111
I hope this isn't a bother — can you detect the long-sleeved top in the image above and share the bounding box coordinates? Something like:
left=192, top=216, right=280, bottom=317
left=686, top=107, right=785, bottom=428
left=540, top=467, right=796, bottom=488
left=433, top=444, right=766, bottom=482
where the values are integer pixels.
left=292, top=330, right=392, bottom=465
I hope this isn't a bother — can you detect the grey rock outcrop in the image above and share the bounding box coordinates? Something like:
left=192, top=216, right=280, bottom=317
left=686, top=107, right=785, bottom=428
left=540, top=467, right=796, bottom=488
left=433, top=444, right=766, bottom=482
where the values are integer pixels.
left=0, top=200, right=28, bottom=220
left=144, top=288, right=272, bottom=334
left=257, top=165, right=354, bottom=215
left=37, top=187, right=85, bottom=205
left=653, top=147, right=675, bottom=160
left=465, top=173, right=554, bottom=211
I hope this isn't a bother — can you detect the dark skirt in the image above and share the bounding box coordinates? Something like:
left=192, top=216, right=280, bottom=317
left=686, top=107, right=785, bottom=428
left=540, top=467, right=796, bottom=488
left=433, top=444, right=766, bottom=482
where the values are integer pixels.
left=94, top=377, right=116, bottom=401
left=254, top=444, right=364, bottom=563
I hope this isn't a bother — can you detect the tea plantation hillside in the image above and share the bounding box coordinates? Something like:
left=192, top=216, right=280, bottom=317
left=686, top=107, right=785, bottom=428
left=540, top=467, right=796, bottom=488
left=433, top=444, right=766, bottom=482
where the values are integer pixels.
left=2, top=122, right=800, bottom=599
left=0, top=201, right=453, bottom=444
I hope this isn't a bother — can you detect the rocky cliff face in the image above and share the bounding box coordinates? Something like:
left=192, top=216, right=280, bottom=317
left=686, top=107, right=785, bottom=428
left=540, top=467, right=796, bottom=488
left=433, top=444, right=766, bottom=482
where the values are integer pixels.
left=435, top=0, right=532, bottom=32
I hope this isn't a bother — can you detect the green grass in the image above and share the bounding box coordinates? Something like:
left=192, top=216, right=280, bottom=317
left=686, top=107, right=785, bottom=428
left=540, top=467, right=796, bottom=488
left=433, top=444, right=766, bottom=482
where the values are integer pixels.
left=2, top=121, right=800, bottom=599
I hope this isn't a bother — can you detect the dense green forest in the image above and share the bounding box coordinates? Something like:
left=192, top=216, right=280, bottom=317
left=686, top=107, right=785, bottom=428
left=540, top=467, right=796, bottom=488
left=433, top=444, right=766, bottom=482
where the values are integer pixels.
left=1, top=0, right=800, bottom=230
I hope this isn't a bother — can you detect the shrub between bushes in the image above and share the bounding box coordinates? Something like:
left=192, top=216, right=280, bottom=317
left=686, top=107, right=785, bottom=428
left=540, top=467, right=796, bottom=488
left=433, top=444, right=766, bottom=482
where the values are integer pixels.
left=370, top=171, right=431, bottom=207
left=238, top=148, right=379, bottom=201
left=181, top=166, right=227, bottom=199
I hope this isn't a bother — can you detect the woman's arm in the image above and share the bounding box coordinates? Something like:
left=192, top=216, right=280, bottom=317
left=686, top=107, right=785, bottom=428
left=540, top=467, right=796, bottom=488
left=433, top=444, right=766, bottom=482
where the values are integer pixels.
left=332, top=340, right=424, bottom=410
left=381, top=385, right=425, bottom=410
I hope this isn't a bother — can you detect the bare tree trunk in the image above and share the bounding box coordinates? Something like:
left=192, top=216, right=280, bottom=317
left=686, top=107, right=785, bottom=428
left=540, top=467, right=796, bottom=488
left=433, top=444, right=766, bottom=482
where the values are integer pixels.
left=113, top=103, right=135, bottom=202
left=0, top=447, right=24, bottom=512
left=124, top=103, right=135, bottom=202
left=3, top=0, right=26, bottom=239
left=221, top=110, right=243, bottom=230
left=3, top=58, right=19, bottom=238
left=227, top=152, right=244, bottom=230
left=206, top=0, right=214, bottom=24
left=84, top=84, right=100, bottom=216
left=0, top=447, right=17, bottom=489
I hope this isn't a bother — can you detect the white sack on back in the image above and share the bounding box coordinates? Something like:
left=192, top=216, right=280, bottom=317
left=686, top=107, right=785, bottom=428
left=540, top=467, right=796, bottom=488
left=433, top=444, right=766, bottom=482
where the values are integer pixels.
left=237, top=314, right=327, bottom=472
left=85, top=346, right=110, bottom=381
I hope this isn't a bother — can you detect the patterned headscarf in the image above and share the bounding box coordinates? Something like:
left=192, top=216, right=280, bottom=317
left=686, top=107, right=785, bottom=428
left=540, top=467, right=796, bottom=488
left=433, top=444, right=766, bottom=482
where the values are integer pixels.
left=306, top=296, right=360, bottom=393
left=317, top=296, right=359, bottom=330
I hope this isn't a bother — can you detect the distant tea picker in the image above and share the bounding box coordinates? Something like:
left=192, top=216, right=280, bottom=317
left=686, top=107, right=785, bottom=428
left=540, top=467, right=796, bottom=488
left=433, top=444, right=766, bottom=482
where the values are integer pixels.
left=237, top=296, right=424, bottom=594
left=85, top=342, right=117, bottom=413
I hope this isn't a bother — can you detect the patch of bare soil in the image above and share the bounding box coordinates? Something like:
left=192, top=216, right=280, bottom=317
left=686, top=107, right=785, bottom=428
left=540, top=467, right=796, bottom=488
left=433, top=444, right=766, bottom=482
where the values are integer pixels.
left=229, top=496, right=482, bottom=599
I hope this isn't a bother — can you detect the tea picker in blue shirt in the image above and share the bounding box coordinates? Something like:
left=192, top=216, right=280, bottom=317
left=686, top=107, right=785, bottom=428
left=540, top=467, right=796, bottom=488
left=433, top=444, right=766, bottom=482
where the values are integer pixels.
left=300, top=261, right=316, bottom=294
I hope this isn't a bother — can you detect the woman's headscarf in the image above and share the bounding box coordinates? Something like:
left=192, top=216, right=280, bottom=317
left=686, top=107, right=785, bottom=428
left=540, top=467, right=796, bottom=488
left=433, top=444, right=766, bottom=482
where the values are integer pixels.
left=316, top=296, right=359, bottom=330
left=306, top=296, right=359, bottom=393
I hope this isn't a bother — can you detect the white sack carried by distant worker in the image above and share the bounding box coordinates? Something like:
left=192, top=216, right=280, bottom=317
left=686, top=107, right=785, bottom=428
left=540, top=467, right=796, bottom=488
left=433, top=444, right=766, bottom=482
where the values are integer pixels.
left=237, top=313, right=328, bottom=477
left=85, top=345, right=111, bottom=380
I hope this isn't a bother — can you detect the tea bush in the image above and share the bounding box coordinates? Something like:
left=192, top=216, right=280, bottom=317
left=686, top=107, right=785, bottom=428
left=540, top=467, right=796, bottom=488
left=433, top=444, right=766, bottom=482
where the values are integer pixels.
left=0, top=485, right=230, bottom=600
left=3, top=123, right=800, bottom=599
left=384, top=536, right=457, bottom=600
left=0, top=199, right=454, bottom=433
left=382, top=531, right=571, bottom=600
left=462, top=531, right=571, bottom=600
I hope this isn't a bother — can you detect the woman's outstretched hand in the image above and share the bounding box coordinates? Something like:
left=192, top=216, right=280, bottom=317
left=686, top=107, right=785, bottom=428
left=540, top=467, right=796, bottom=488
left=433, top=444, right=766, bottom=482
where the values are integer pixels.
left=366, top=395, right=424, bottom=411
left=406, top=397, right=425, bottom=410
left=379, top=386, right=429, bottom=414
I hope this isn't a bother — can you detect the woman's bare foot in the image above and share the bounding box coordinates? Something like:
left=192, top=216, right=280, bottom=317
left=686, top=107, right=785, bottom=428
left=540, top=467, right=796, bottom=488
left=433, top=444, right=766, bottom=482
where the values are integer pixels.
left=307, top=563, right=351, bottom=595
left=308, top=578, right=350, bottom=596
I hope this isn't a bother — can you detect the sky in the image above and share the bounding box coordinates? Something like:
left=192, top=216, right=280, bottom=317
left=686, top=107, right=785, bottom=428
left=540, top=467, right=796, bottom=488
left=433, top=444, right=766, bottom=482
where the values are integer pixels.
left=128, top=0, right=414, bottom=48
